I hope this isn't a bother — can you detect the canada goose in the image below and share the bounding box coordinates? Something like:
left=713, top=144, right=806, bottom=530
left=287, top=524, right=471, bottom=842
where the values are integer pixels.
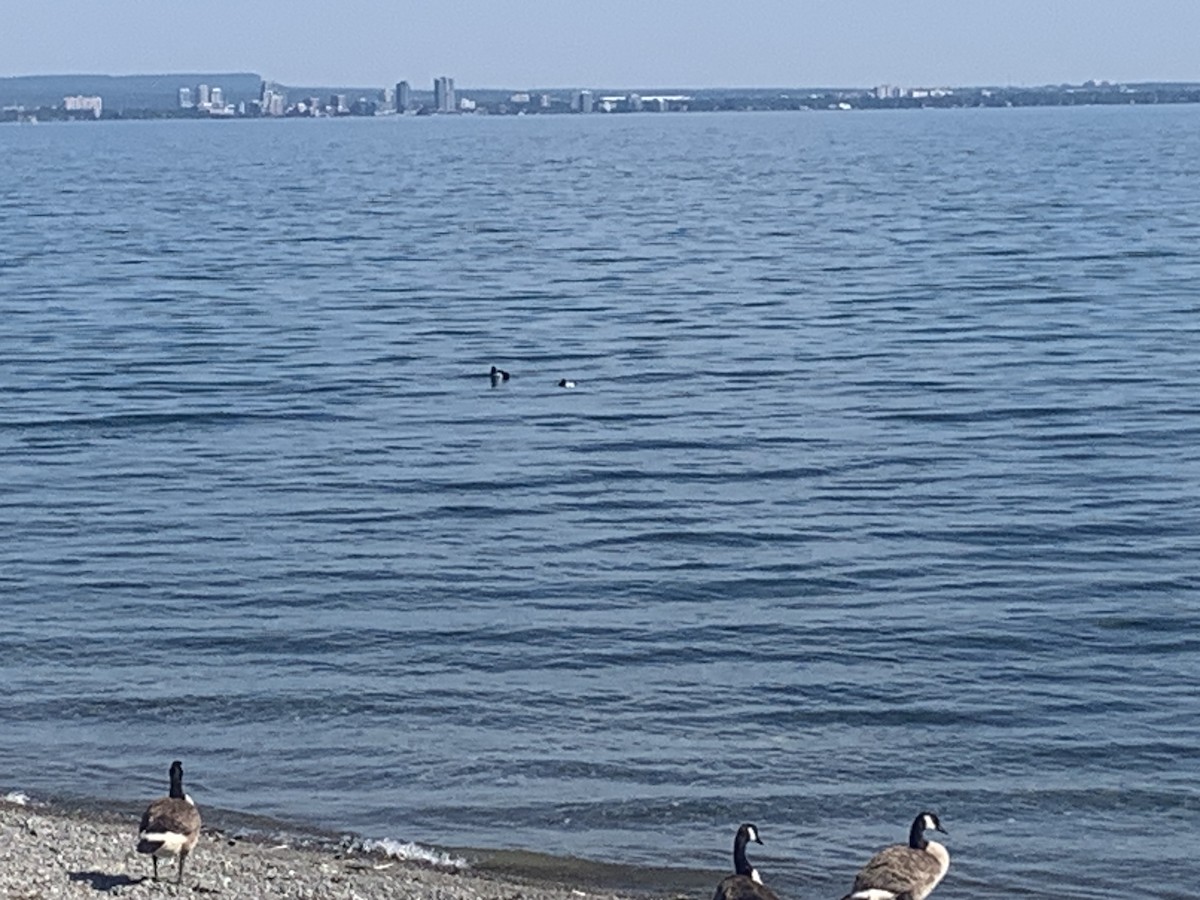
left=136, top=760, right=201, bottom=884
left=490, top=366, right=510, bottom=385
left=557, top=379, right=577, bottom=388
left=840, top=811, right=949, bottom=900
left=713, top=823, right=780, bottom=900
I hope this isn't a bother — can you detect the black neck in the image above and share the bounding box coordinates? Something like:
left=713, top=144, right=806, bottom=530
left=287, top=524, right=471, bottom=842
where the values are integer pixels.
left=733, top=832, right=753, bottom=876
left=168, top=765, right=185, bottom=800
left=908, top=817, right=928, bottom=850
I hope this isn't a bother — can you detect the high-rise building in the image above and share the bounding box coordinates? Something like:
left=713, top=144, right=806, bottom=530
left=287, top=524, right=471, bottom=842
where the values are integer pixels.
left=259, top=86, right=286, bottom=116
left=433, top=76, right=455, bottom=113
left=196, top=84, right=211, bottom=108
left=574, top=90, right=594, bottom=113
left=63, top=95, right=103, bottom=118
left=178, top=87, right=193, bottom=108
left=395, top=80, right=411, bottom=113
left=210, top=86, right=224, bottom=108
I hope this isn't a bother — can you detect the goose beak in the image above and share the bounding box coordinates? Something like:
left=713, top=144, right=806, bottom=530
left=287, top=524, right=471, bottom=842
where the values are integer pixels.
left=936, top=825, right=948, bottom=835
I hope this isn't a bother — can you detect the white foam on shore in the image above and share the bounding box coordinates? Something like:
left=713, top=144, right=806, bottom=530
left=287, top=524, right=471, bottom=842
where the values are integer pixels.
left=361, top=837, right=468, bottom=870
left=3, top=792, right=31, bottom=806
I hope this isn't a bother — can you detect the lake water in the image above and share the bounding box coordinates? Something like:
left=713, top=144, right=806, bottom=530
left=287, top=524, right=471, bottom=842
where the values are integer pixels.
left=1, top=105, right=1198, bottom=900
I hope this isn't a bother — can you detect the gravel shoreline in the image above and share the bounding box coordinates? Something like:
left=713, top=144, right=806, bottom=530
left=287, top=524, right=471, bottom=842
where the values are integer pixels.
left=0, top=799, right=679, bottom=900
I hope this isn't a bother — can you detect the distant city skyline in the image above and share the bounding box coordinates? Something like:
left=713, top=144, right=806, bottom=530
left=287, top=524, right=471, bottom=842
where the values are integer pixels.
left=3, top=0, right=1200, bottom=89
left=9, top=71, right=1199, bottom=125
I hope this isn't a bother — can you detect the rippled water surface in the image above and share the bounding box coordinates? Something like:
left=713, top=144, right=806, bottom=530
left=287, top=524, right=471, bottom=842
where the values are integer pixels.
left=2, top=106, right=1198, bottom=899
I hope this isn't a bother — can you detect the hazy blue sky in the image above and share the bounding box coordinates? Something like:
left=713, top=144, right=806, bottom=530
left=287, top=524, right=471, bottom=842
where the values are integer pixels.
left=4, top=0, right=1200, bottom=88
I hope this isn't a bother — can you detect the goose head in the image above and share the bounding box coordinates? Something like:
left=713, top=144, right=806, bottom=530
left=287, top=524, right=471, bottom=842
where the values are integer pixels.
left=733, top=823, right=764, bottom=881
left=909, top=811, right=948, bottom=849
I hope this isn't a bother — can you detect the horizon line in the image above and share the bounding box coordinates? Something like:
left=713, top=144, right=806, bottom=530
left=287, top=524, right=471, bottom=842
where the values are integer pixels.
left=5, top=71, right=1200, bottom=92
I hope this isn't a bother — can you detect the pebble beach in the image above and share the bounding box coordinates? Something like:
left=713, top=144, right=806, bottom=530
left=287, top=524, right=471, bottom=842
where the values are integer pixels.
left=0, top=799, right=673, bottom=900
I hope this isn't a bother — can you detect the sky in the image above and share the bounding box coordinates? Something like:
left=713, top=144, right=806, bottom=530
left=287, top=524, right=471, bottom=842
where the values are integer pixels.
left=3, top=0, right=1200, bottom=89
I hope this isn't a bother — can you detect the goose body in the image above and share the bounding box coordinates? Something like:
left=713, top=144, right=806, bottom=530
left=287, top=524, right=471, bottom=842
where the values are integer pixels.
left=841, top=812, right=949, bottom=900
left=557, top=379, right=576, bottom=388
left=137, top=760, right=201, bottom=884
left=490, top=366, right=510, bottom=385
left=713, top=823, right=780, bottom=900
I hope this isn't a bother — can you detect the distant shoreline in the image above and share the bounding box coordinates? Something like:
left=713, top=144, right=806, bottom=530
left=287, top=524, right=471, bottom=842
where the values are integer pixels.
left=4, top=74, right=1200, bottom=122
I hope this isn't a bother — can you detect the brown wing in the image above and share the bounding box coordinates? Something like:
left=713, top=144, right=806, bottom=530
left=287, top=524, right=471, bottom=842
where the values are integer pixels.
left=140, top=797, right=202, bottom=839
left=713, top=874, right=781, bottom=900
left=852, top=845, right=942, bottom=897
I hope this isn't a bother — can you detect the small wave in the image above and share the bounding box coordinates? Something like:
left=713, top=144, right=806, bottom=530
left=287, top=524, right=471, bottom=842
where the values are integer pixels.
left=360, top=837, right=468, bottom=870
left=3, top=791, right=31, bottom=806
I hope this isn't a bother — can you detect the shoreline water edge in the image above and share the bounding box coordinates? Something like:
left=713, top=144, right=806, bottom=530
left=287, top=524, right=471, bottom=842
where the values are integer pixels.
left=0, top=794, right=714, bottom=900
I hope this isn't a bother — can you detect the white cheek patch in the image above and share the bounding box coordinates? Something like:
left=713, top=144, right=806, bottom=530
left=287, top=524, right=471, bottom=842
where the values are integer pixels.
left=923, top=814, right=936, bottom=831
left=747, top=826, right=759, bottom=842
